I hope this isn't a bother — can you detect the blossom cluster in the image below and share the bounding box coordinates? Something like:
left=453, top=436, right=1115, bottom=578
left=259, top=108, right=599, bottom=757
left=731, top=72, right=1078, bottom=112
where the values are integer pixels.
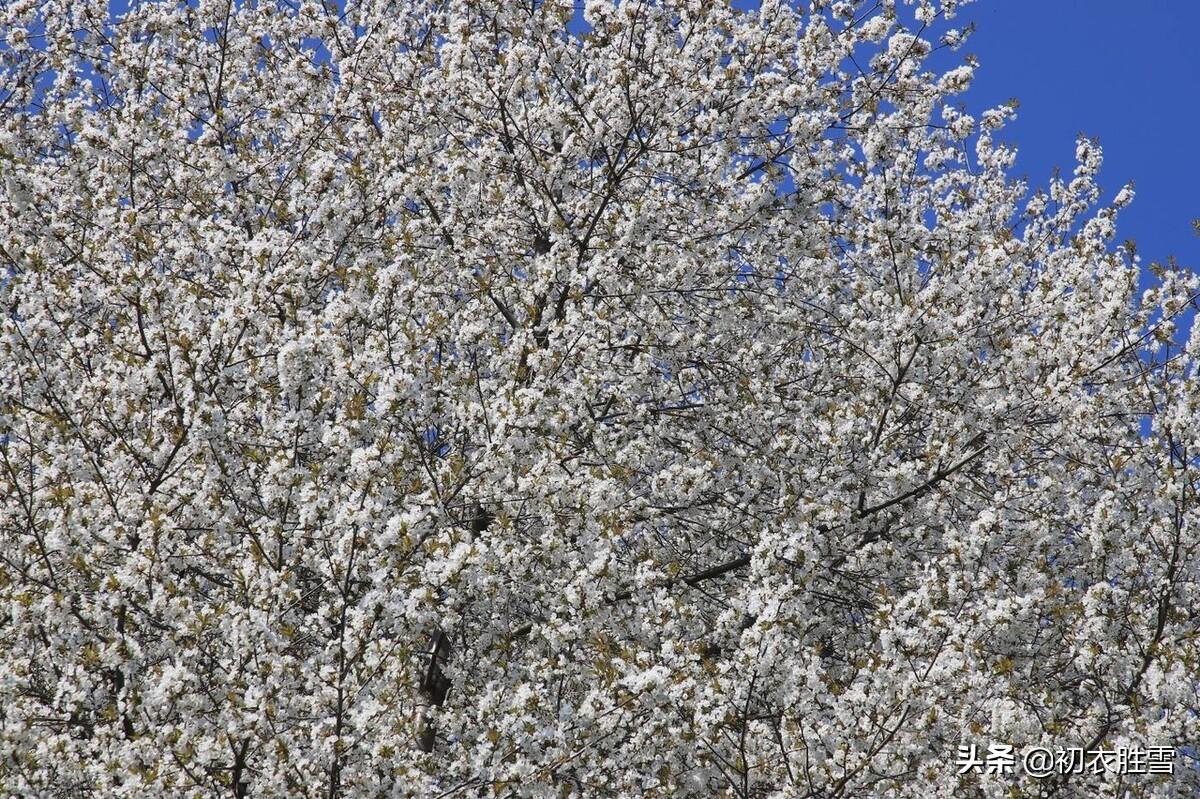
left=1, top=0, right=1198, bottom=797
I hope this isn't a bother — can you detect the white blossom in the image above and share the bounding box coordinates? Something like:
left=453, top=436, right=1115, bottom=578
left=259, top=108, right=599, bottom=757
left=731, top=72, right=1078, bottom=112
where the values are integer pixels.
left=1, top=1, right=1198, bottom=797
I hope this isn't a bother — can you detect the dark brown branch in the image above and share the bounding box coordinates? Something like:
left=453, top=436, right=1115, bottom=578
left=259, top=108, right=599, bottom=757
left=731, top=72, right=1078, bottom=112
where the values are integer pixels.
left=509, top=552, right=752, bottom=640
left=858, top=433, right=987, bottom=519
left=415, top=505, right=494, bottom=753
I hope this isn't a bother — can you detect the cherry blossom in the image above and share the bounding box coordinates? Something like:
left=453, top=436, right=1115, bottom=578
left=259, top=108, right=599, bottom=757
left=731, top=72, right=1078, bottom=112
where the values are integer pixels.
left=2, top=1, right=1197, bottom=796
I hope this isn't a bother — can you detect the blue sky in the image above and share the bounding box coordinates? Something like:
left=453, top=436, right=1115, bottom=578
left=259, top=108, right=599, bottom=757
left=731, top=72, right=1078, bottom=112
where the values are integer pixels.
left=960, top=1, right=1199, bottom=276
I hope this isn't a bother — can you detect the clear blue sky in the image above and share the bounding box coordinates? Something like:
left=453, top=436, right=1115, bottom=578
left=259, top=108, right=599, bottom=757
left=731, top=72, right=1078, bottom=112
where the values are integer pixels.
left=959, top=1, right=1199, bottom=275
left=725, top=0, right=1200, bottom=275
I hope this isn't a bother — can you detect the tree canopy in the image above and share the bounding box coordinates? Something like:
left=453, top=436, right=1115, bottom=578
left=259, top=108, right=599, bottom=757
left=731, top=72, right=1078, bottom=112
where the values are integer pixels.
left=2, top=0, right=1198, bottom=796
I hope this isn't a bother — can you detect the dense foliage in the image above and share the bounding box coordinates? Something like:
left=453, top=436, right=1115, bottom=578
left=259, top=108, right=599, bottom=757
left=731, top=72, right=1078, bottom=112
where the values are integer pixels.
left=2, top=0, right=1198, bottom=796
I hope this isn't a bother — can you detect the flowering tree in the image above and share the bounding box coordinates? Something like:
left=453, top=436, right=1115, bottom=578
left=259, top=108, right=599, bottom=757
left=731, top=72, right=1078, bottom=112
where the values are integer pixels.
left=2, top=0, right=1198, bottom=796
